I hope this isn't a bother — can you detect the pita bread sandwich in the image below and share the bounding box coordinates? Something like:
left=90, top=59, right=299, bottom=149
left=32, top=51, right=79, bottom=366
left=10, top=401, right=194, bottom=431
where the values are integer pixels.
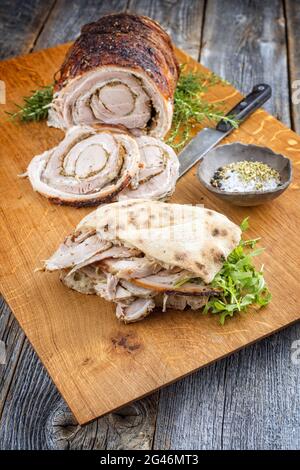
left=44, top=200, right=270, bottom=323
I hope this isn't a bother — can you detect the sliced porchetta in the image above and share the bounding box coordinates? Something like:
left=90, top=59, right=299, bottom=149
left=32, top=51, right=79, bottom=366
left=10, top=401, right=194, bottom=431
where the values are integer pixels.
left=48, top=13, right=179, bottom=138
left=118, top=136, right=179, bottom=200
left=45, top=229, right=112, bottom=271
left=116, top=299, right=156, bottom=322
left=26, top=125, right=140, bottom=206
left=25, top=126, right=179, bottom=206
left=44, top=200, right=241, bottom=323
left=155, top=294, right=209, bottom=312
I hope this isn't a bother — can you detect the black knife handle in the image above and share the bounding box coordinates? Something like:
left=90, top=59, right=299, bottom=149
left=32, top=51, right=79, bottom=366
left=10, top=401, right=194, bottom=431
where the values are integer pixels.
left=216, top=83, right=272, bottom=132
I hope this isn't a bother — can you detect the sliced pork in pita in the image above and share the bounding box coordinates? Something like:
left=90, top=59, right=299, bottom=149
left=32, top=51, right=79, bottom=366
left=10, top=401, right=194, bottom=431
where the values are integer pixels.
left=48, top=13, right=179, bottom=138
left=44, top=200, right=242, bottom=323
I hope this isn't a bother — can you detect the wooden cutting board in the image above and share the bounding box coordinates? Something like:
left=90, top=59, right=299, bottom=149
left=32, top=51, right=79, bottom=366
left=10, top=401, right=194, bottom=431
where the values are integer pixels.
left=0, top=44, right=299, bottom=425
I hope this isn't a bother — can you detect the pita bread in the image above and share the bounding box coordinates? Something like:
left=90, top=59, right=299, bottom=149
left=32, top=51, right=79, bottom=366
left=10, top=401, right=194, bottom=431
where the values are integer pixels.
left=77, top=199, right=241, bottom=283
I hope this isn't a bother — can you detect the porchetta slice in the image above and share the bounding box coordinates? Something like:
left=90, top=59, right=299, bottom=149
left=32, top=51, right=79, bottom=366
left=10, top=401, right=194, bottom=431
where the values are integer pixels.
left=45, top=229, right=112, bottom=271
left=155, top=294, right=209, bottom=311
left=118, top=136, right=179, bottom=201
left=26, top=126, right=140, bottom=206
left=25, top=127, right=179, bottom=206
left=47, top=235, right=219, bottom=323
left=131, top=273, right=221, bottom=296
left=116, top=299, right=156, bottom=322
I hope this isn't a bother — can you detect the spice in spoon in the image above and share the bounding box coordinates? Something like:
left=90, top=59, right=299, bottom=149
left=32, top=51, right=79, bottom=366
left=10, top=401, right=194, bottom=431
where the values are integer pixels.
left=211, top=160, right=281, bottom=192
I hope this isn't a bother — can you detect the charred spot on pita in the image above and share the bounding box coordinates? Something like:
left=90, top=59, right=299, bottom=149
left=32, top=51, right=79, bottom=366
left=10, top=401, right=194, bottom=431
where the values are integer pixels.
left=174, top=252, right=187, bottom=262
left=210, top=248, right=225, bottom=264
left=195, top=262, right=205, bottom=271
left=212, top=228, right=228, bottom=237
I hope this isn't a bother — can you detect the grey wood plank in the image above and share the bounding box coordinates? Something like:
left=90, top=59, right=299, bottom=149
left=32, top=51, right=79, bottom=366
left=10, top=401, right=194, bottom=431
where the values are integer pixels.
left=200, top=0, right=291, bottom=127
left=35, top=0, right=129, bottom=50
left=154, top=0, right=300, bottom=450
left=106, top=395, right=158, bottom=450
left=0, top=0, right=56, bottom=59
left=154, top=325, right=300, bottom=450
left=0, top=298, right=25, bottom=417
left=128, top=0, right=205, bottom=60
left=220, top=326, right=300, bottom=450
left=0, top=335, right=158, bottom=450
left=0, top=341, right=66, bottom=450
left=285, top=0, right=300, bottom=132
left=154, top=361, right=227, bottom=450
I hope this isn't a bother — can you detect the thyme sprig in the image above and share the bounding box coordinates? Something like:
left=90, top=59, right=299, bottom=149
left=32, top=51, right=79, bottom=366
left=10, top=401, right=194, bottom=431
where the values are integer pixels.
left=6, top=85, right=54, bottom=122
left=166, top=66, right=238, bottom=150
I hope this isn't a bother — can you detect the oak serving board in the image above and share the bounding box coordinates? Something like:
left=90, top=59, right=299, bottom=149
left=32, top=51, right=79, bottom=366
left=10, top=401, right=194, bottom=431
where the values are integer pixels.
left=0, top=44, right=299, bottom=425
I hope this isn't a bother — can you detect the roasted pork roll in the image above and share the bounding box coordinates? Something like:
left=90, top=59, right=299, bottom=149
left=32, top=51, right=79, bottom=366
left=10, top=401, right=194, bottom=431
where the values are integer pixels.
left=48, top=13, right=180, bottom=138
left=45, top=200, right=242, bottom=323
left=25, top=126, right=179, bottom=206
left=26, top=126, right=140, bottom=206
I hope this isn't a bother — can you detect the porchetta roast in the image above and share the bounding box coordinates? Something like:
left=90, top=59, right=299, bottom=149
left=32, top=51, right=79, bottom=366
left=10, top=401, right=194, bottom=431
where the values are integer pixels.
left=45, top=200, right=242, bottom=323
left=25, top=125, right=179, bottom=206
left=48, top=13, right=180, bottom=138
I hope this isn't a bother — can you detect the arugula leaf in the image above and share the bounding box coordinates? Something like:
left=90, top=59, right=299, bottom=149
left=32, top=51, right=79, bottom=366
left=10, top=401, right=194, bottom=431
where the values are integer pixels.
left=173, top=276, right=193, bottom=288
left=203, top=220, right=271, bottom=323
left=240, top=217, right=249, bottom=232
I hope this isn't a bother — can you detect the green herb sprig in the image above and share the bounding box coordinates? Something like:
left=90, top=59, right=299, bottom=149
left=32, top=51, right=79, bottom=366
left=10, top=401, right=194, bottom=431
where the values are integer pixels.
left=6, top=85, right=53, bottom=122
left=172, top=217, right=271, bottom=324
left=166, top=66, right=238, bottom=150
left=203, top=218, right=271, bottom=324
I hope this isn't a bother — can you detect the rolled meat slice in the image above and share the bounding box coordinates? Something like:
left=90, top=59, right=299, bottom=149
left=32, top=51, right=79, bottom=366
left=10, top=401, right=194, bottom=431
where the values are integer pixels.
left=25, top=126, right=179, bottom=206
left=26, top=125, right=140, bottom=206
left=48, top=13, right=179, bottom=138
left=118, top=136, right=179, bottom=200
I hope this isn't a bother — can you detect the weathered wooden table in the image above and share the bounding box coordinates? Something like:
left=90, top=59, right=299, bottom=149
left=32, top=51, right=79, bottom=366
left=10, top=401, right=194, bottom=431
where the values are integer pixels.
left=0, top=0, right=299, bottom=450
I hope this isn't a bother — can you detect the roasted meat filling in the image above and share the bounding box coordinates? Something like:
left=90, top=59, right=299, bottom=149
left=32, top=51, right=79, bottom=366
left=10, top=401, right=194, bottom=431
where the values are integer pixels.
left=44, top=200, right=242, bottom=323
left=46, top=231, right=221, bottom=323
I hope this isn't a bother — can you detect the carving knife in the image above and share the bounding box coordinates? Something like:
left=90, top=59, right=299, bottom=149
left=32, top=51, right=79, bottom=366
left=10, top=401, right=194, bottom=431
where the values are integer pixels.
left=178, top=84, right=272, bottom=178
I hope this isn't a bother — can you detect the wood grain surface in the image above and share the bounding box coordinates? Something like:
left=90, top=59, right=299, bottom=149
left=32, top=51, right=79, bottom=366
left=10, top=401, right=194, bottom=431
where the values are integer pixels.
left=0, top=39, right=299, bottom=425
left=1, top=0, right=300, bottom=450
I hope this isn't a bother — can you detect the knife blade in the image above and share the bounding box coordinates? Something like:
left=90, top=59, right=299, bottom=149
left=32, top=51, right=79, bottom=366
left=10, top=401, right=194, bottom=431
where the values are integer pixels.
left=178, top=83, right=272, bottom=178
